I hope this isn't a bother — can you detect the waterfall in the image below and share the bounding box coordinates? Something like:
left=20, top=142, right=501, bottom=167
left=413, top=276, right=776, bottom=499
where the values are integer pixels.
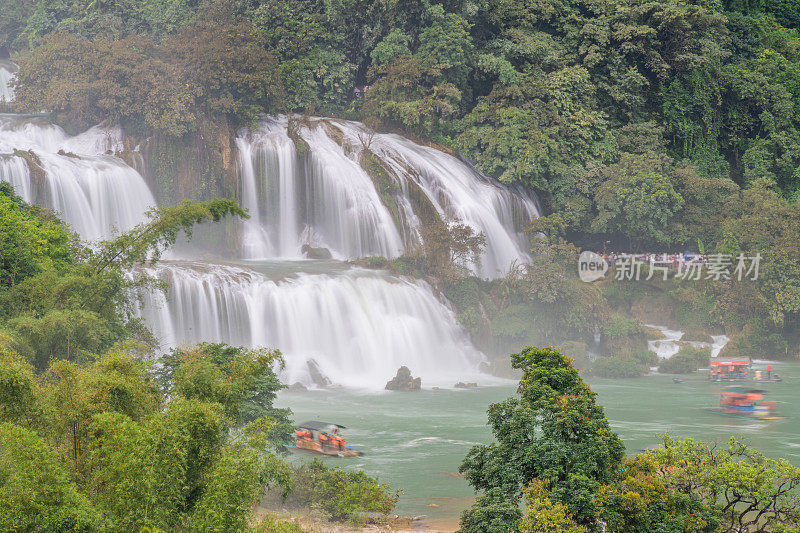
left=237, top=117, right=405, bottom=260
left=237, top=116, right=539, bottom=277
left=646, top=325, right=730, bottom=360
left=140, top=261, right=486, bottom=388
left=0, top=114, right=155, bottom=241
left=357, top=125, right=540, bottom=278
left=0, top=60, right=15, bottom=103
left=0, top=93, right=508, bottom=386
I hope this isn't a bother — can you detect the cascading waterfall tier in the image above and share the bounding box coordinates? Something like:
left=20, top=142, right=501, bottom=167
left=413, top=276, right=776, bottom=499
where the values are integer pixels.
left=237, top=116, right=539, bottom=278
left=139, top=261, right=487, bottom=388
left=0, top=113, right=155, bottom=242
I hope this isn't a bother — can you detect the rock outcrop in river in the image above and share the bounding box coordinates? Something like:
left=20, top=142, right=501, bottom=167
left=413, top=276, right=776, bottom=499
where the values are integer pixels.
left=385, top=366, right=422, bottom=391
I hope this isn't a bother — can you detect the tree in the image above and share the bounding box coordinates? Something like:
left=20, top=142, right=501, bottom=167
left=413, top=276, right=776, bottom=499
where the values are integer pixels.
left=0, top=194, right=247, bottom=370
left=459, top=346, right=625, bottom=528
left=13, top=21, right=282, bottom=135
left=0, top=422, right=98, bottom=531
left=157, top=343, right=294, bottom=445
left=596, top=453, right=721, bottom=533
left=456, top=66, right=614, bottom=206
left=0, top=182, right=72, bottom=289
left=0, top=347, right=296, bottom=531
left=591, top=154, right=685, bottom=248
left=364, top=54, right=462, bottom=138
left=519, top=480, right=587, bottom=533
left=646, top=436, right=800, bottom=532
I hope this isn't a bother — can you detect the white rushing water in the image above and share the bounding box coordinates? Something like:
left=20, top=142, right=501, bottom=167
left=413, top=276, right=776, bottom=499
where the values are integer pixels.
left=0, top=60, right=15, bottom=103
left=237, top=118, right=404, bottom=260
left=140, top=261, right=486, bottom=388
left=237, top=116, right=539, bottom=278
left=0, top=114, right=155, bottom=241
left=646, top=325, right=730, bottom=360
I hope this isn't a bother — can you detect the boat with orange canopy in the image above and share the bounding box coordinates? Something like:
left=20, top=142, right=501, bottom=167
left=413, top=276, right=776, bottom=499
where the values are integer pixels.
left=284, top=421, right=364, bottom=457
left=712, top=387, right=784, bottom=420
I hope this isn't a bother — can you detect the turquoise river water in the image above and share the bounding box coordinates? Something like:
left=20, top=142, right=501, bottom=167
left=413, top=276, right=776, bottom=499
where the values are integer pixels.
left=276, top=360, right=800, bottom=522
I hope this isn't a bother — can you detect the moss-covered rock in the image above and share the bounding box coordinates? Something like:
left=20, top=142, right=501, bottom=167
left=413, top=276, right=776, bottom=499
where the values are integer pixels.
left=301, top=244, right=332, bottom=259
left=287, top=116, right=311, bottom=157
left=359, top=149, right=403, bottom=237
left=12, top=149, right=46, bottom=193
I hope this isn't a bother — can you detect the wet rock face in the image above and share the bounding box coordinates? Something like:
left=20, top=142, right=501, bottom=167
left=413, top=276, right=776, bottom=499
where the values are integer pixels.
left=301, top=244, right=332, bottom=259
left=307, top=359, right=332, bottom=388
left=385, top=366, right=421, bottom=391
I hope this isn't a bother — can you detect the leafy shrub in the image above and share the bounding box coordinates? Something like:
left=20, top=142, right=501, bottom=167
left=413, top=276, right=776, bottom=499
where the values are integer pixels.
left=603, top=313, right=647, bottom=354
left=251, top=512, right=304, bottom=533
left=290, top=459, right=398, bottom=523
left=364, top=256, right=388, bottom=269
left=592, top=356, right=646, bottom=378
left=658, top=346, right=711, bottom=374
left=630, top=349, right=658, bottom=367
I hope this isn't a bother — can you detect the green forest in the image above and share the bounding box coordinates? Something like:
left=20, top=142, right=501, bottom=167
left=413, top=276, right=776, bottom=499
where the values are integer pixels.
left=3, top=0, right=800, bottom=531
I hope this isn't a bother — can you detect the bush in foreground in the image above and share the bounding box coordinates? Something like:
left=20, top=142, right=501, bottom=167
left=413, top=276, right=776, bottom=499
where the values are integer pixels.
left=289, top=459, right=398, bottom=523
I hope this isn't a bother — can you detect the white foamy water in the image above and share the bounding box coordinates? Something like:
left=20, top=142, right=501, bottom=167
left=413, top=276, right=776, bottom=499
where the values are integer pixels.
left=237, top=116, right=539, bottom=277
left=139, top=261, right=487, bottom=388
left=646, top=325, right=730, bottom=360
left=0, top=60, right=15, bottom=103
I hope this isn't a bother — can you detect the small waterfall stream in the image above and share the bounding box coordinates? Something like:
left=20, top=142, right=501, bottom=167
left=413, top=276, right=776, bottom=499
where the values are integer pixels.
left=646, top=324, right=730, bottom=360
left=0, top=60, right=15, bottom=103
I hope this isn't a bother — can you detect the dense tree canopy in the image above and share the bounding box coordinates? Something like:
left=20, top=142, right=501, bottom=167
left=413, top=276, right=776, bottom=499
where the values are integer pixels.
left=461, top=347, right=800, bottom=532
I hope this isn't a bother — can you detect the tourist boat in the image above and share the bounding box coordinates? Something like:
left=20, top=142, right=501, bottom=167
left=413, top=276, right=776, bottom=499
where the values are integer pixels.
left=708, top=359, right=751, bottom=381
left=284, top=421, right=364, bottom=457
left=712, top=387, right=784, bottom=420
left=707, top=359, right=782, bottom=382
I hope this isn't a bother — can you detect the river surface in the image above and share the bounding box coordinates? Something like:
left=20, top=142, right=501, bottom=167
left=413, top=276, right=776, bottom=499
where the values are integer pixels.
left=277, top=361, right=800, bottom=521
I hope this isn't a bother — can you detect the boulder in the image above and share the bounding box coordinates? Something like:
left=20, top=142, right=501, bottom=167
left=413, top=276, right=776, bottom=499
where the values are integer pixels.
left=454, top=382, right=478, bottom=389
left=385, top=366, right=421, bottom=391
left=307, top=359, right=332, bottom=388
left=288, top=382, right=308, bottom=392
left=301, top=244, right=333, bottom=259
